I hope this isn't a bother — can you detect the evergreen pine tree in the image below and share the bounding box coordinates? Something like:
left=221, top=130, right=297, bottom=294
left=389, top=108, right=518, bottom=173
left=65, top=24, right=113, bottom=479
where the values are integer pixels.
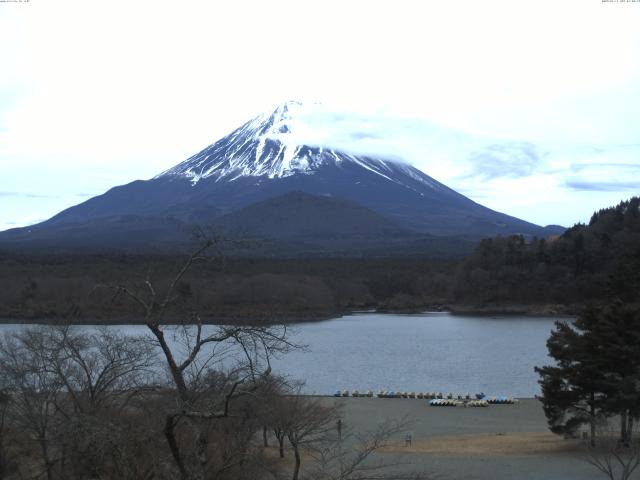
left=536, top=303, right=640, bottom=446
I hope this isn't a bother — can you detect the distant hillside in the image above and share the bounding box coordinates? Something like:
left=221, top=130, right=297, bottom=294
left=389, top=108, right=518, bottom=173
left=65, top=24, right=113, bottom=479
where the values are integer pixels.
left=452, top=197, right=640, bottom=308
left=215, top=191, right=403, bottom=237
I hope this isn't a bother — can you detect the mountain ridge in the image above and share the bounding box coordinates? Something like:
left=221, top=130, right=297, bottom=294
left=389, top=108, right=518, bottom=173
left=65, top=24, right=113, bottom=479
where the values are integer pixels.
left=0, top=101, right=564, bottom=255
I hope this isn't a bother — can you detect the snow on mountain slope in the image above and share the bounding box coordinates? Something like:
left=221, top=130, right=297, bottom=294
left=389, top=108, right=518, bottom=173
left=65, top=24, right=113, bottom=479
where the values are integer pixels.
left=156, top=101, right=446, bottom=193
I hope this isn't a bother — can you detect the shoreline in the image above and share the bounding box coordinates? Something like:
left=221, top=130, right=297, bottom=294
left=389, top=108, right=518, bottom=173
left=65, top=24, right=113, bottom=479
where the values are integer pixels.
left=448, top=303, right=579, bottom=317
left=0, top=303, right=577, bottom=325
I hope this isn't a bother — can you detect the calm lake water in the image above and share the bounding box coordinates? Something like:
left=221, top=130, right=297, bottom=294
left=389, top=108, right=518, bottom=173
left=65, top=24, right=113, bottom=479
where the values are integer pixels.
left=0, top=312, right=564, bottom=397
left=274, top=312, right=561, bottom=397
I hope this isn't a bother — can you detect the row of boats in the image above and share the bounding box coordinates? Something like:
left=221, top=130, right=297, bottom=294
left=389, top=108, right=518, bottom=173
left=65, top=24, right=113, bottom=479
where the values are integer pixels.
left=333, top=390, right=517, bottom=403
left=430, top=396, right=518, bottom=406
left=429, top=399, right=489, bottom=407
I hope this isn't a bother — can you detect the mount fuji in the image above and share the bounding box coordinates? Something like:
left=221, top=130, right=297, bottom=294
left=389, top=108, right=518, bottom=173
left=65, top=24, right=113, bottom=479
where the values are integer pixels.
left=0, top=101, right=563, bottom=255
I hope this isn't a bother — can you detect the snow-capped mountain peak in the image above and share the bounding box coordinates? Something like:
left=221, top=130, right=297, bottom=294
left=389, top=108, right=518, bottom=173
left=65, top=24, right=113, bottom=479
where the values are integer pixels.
left=156, top=101, right=432, bottom=187
left=250, top=100, right=304, bottom=138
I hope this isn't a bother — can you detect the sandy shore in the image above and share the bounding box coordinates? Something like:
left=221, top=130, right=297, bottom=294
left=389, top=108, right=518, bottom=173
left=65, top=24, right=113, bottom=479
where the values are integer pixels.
left=320, top=397, right=605, bottom=480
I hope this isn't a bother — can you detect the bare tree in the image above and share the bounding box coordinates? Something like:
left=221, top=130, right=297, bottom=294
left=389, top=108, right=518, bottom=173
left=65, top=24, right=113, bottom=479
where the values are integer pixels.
left=104, top=238, right=298, bottom=480
left=0, top=330, right=63, bottom=480
left=0, top=390, right=10, bottom=479
left=249, top=374, right=290, bottom=456
left=46, top=326, right=157, bottom=479
left=583, top=419, right=640, bottom=480
left=0, top=326, right=160, bottom=480
left=271, top=396, right=289, bottom=459
left=308, top=417, right=429, bottom=480
left=282, top=393, right=341, bottom=480
left=43, top=326, right=157, bottom=413
left=255, top=375, right=297, bottom=459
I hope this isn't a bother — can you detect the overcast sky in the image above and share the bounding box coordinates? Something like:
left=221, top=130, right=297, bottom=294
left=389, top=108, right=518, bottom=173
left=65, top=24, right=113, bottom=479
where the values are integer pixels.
left=1, top=0, right=639, bottom=231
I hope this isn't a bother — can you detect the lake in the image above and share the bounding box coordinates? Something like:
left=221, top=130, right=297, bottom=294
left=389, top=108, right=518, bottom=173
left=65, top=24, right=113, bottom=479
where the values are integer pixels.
left=0, top=312, right=564, bottom=397
left=273, top=312, right=561, bottom=397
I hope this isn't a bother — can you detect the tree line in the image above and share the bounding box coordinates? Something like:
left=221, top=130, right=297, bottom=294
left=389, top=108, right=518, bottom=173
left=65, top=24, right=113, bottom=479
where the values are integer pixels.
left=0, top=252, right=455, bottom=323
left=453, top=197, right=640, bottom=309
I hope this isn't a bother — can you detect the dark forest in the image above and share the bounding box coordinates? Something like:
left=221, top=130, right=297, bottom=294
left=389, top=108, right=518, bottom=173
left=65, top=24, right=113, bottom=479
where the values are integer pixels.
left=0, top=197, right=637, bottom=324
